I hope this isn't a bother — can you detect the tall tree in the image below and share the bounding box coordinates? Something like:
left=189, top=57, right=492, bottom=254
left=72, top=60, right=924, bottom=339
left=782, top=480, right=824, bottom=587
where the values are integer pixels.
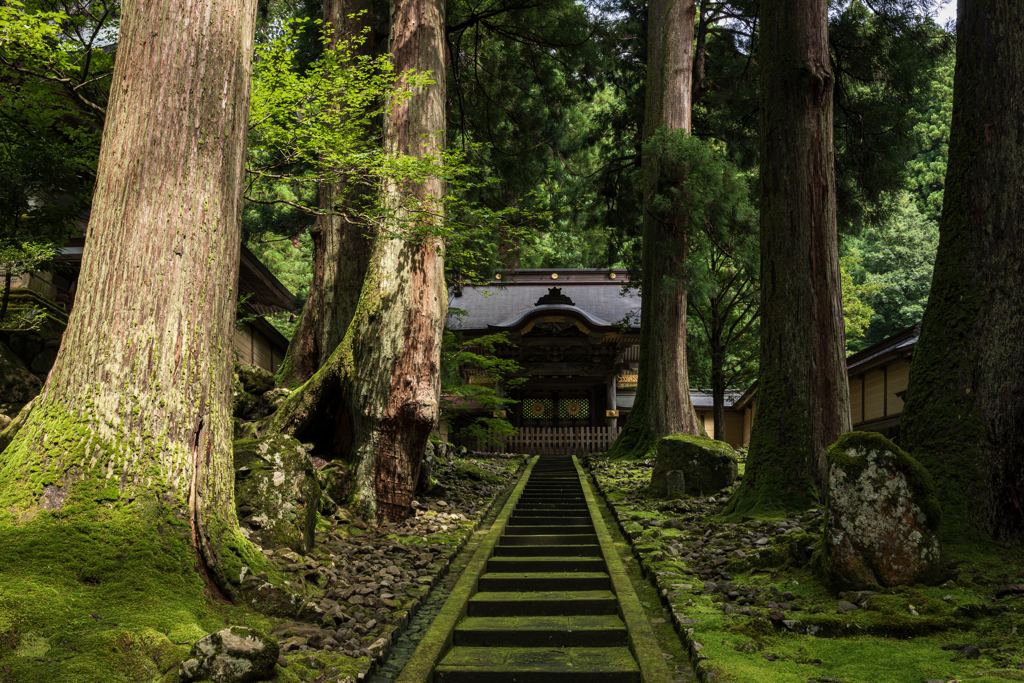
left=608, top=0, right=702, bottom=458
left=275, top=0, right=385, bottom=385
left=0, top=0, right=260, bottom=594
left=900, top=0, right=1024, bottom=544
left=725, top=0, right=851, bottom=516
left=269, top=0, right=447, bottom=523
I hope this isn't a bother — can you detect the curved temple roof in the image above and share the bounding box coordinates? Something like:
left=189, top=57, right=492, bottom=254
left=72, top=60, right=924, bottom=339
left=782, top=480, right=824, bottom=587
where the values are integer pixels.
left=448, top=269, right=641, bottom=334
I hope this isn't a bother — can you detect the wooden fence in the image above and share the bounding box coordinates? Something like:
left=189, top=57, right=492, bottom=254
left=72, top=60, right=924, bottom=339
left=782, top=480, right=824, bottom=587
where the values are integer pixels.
left=471, top=426, right=622, bottom=455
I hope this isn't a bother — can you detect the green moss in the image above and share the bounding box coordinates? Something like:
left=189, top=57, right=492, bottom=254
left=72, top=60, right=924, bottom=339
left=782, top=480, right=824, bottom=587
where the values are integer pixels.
left=454, top=463, right=503, bottom=486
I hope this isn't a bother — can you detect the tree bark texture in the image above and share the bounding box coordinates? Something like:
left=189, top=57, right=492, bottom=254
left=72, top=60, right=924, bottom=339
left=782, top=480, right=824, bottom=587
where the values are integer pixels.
left=269, top=0, right=447, bottom=524
left=0, top=0, right=259, bottom=592
left=725, top=0, right=850, bottom=516
left=900, top=0, right=1024, bottom=544
left=277, top=0, right=385, bottom=386
left=609, top=0, right=700, bottom=458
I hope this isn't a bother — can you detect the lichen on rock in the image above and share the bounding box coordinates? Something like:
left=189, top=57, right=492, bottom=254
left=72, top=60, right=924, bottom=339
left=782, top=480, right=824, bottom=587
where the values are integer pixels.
left=234, top=434, right=321, bottom=554
left=818, top=431, right=943, bottom=591
left=178, top=626, right=279, bottom=683
left=649, top=434, right=738, bottom=498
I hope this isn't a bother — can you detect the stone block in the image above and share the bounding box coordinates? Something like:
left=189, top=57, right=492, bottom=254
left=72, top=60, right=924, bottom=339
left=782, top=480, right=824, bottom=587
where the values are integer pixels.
left=649, top=434, right=737, bottom=498
left=666, top=470, right=686, bottom=499
left=178, top=627, right=279, bottom=683
left=234, top=434, right=321, bottom=554
left=818, top=432, right=943, bottom=590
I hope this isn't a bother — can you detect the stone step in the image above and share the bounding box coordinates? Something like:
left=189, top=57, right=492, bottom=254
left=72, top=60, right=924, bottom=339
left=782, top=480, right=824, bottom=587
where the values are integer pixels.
left=504, top=525, right=594, bottom=535
left=435, top=646, right=639, bottom=682
left=492, top=544, right=603, bottom=557
left=467, top=590, right=619, bottom=617
left=499, top=534, right=598, bottom=546
left=453, top=615, right=628, bottom=647
left=478, top=571, right=610, bottom=592
left=487, top=556, right=607, bottom=573
left=515, top=502, right=589, bottom=510
left=512, top=509, right=591, bottom=517
left=509, top=516, right=593, bottom=526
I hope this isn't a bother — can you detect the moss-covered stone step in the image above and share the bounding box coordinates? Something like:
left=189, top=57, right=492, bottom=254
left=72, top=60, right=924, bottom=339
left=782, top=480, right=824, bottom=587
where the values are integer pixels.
left=504, top=524, right=594, bottom=535
left=523, top=483, right=582, bottom=489
left=512, top=509, right=591, bottom=517
left=486, top=555, right=607, bottom=572
left=478, top=571, right=610, bottom=591
left=492, top=544, right=602, bottom=557
left=517, top=496, right=585, bottom=503
left=499, top=534, right=598, bottom=546
left=467, top=590, right=618, bottom=616
left=515, top=502, right=589, bottom=509
left=509, top=515, right=593, bottom=526
left=435, top=646, right=639, bottom=682
left=453, top=615, right=628, bottom=647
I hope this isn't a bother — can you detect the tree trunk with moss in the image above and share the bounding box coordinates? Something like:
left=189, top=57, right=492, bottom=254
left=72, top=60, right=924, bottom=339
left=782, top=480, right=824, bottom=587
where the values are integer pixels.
left=268, top=0, right=447, bottom=524
left=608, top=0, right=700, bottom=459
left=900, top=0, right=1024, bottom=544
left=725, top=0, right=850, bottom=517
left=0, top=0, right=260, bottom=594
left=277, top=0, right=385, bottom=386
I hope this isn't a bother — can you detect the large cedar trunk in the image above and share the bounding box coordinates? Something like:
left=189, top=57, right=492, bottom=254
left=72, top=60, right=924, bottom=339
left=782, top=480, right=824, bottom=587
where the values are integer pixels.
left=276, top=0, right=384, bottom=386
left=270, top=0, right=447, bottom=523
left=0, top=0, right=259, bottom=592
left=900, top=0, right=1024, bottom=544
left=725, top=0, right=850, bottom=516
left=609, top=0, right=701, bottom=458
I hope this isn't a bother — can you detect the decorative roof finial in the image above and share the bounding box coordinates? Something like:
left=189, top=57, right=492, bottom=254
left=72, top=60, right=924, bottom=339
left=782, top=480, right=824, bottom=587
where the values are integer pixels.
left=535, top=287, right=575, bottom=306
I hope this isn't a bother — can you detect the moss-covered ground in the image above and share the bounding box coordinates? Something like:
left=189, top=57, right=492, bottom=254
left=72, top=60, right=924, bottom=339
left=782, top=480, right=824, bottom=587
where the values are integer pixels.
left=0, top=454, right=524, bottom=683
left=586, top=455, right=1024, bottom=683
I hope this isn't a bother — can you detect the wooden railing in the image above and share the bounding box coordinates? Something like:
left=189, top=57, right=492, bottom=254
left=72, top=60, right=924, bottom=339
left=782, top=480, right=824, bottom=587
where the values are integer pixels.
left=470, top=426, right=622, bottom=455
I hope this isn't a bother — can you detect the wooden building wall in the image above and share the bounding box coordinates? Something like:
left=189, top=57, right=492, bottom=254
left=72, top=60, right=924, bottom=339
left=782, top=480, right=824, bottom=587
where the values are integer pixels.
left=233, top=322, right=286, bottom=374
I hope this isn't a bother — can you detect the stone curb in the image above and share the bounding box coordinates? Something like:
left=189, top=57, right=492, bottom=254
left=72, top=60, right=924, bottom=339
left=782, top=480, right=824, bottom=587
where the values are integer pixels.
left=574, top=457, right=673, bottom=683
left=355, top=456, right=530, bottom=681
left=586, top=464, right=720, bottom=683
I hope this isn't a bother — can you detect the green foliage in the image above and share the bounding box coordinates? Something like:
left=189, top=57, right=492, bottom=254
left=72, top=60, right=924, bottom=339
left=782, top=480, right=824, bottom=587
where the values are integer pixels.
left=905, top=50, right=953, bottom=223
left=0, top=241, right=56, bottom=329
left=840, top=255, right=879, bottom=346
left=244, top=233, right=314, bottom=339
left=843, top=193, right=938, bottom=350
left=439, top=322, right=523, bottom=449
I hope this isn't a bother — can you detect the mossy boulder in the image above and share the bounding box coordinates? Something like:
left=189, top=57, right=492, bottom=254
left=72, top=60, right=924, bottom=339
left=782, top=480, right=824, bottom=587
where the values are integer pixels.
left=234, top=435, right=320, bottom=554
left=455, top=462, right=503, bottom=486
left=818, top=432, right=943, bottom=591
left=649, top=434, right=737, bottom=498
left=0, top=340, right=41, bottom=405
left=178, top=627, right=279, bottom=683
left=235, top=362, right=275, bottom=395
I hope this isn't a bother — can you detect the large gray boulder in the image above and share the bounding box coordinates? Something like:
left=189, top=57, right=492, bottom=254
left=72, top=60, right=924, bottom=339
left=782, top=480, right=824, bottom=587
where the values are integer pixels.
left=649, top=434, right=738, bottom=498
left=0, top=340, right=41, bottom=405
left=818, top=432, right=943, bottom=590
left=178, top=627, right=279, bottom=683
left=234, top=434, right=320, bottom=554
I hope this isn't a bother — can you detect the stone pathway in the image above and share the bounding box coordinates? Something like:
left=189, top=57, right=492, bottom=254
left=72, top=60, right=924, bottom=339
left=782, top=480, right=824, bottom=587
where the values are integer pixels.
left=396, top=455, right=673, bottom=682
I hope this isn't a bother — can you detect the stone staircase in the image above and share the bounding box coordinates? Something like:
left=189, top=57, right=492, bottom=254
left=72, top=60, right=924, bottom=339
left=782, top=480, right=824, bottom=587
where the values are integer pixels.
left=433, top=456, right=641, bottom=682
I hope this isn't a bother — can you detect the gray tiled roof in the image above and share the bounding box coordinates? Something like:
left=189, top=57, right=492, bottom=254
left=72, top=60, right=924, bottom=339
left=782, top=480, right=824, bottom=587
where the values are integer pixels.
left=448, top=283, right=641, bottom=331
left=690, top=391, right=745, bottom=409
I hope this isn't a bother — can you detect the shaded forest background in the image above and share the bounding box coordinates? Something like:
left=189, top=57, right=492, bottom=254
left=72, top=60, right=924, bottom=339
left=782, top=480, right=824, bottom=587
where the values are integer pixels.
left=240, top=0, right=954, bottom=399
left=1, top=0, right=953, bottom=396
